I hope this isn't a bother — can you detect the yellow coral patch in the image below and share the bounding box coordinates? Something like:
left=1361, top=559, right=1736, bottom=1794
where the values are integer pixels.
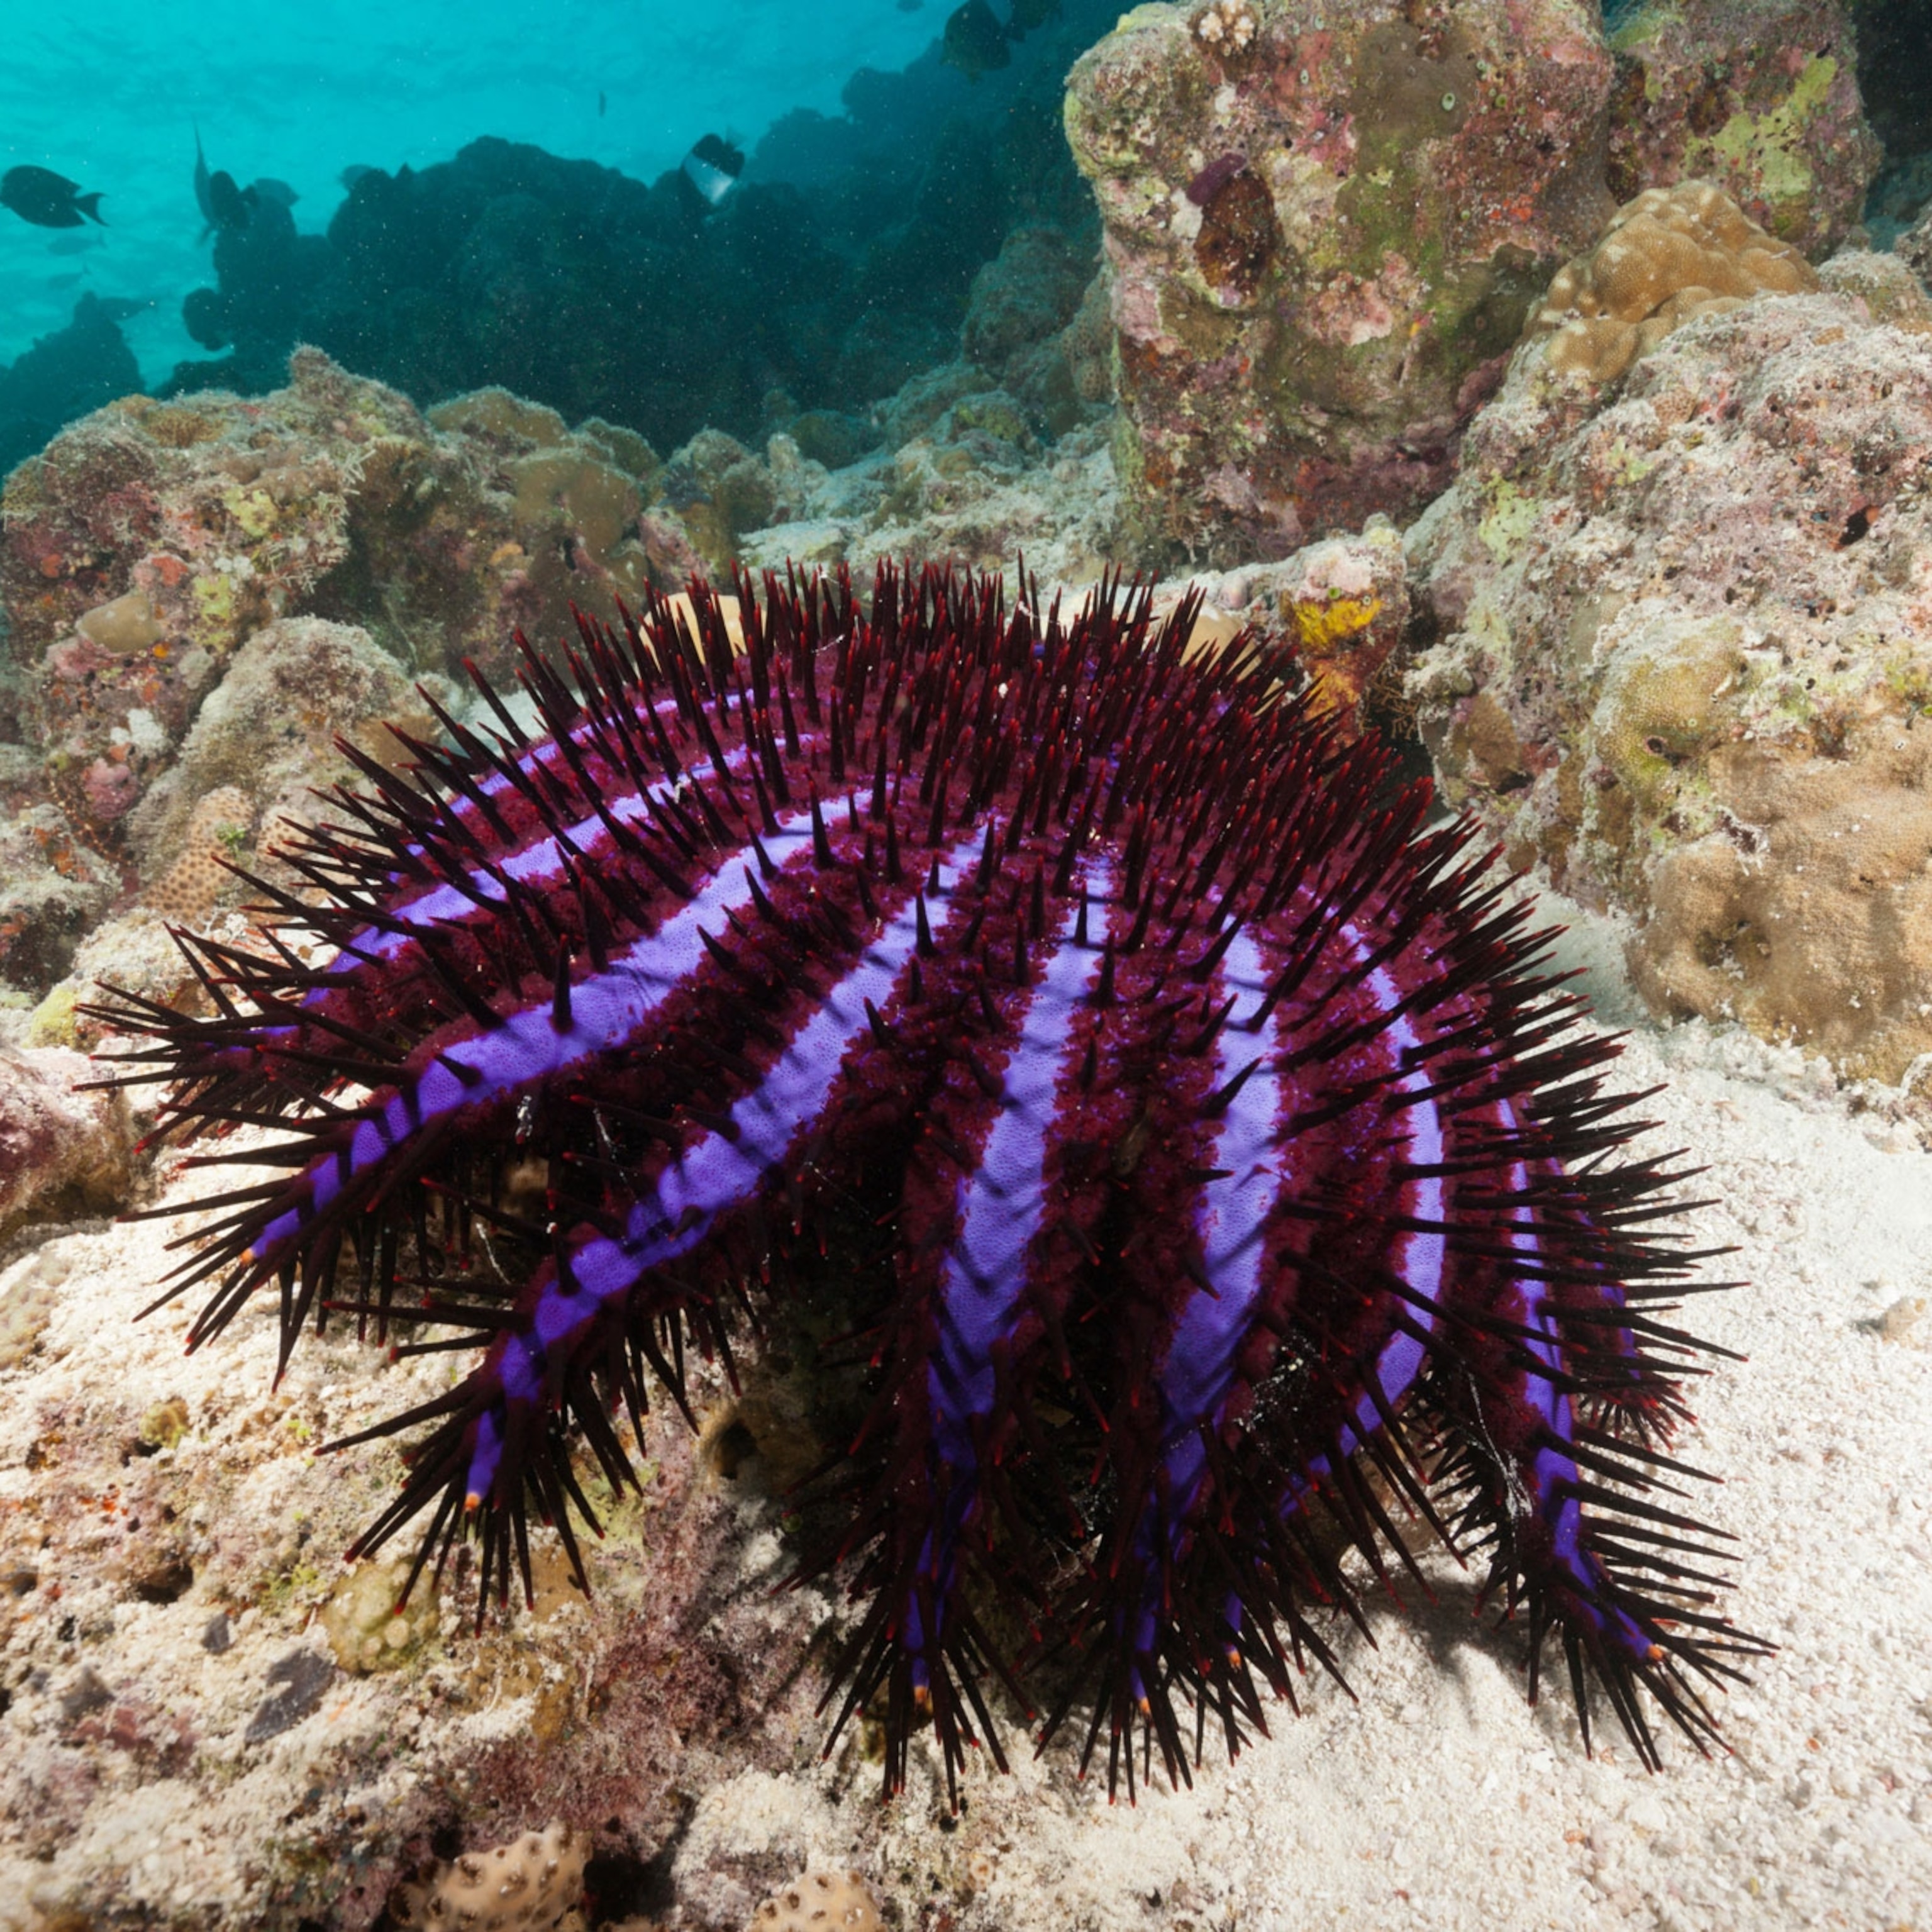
left=1291, top=591, right=1383, bottom=655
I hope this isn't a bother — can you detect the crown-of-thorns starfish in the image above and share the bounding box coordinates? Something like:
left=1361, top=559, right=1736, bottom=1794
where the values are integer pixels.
left=89, top=562, right=1765, bottom=1803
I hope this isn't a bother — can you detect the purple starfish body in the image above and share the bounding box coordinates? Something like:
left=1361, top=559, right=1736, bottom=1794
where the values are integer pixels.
left=94, top=564, right=1763, bottom=1803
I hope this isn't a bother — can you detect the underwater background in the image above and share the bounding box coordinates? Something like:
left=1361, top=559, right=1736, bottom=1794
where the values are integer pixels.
left=0, top=0, right=1126, bottom=471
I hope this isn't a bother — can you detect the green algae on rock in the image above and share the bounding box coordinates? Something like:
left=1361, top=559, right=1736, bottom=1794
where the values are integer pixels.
left=1606, top=0, right=1880, bottom=257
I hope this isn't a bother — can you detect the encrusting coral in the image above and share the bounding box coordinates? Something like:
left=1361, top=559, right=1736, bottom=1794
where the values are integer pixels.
left=1526, top=180, right=1818, bottom=384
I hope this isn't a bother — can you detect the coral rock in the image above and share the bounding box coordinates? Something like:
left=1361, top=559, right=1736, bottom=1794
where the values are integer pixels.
left=1408, top=279, right=1932, bottom=1080
left=1606, top=0, right=1880, bottom=257
left=126, top=616, right=422, bottom=884
left=1526, top=181, right=1817, bottom=385
left=0, top=1043, right=133, bottom=1237
left=0, top=797, right=118, bottom=992
left=960, top=226, right=1092, bottom=384
left=3, top=353, right=685, bottom=847
left=1065, top=0, right=1620, bottom=562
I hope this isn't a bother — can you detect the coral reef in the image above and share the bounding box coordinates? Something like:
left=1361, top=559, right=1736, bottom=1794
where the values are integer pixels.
left=0, top=355, right=682, bottom=909
left=736, top=405, right=1125, bottom=588
left=164, top=0, right=1116, bottom=462
left=1526, top=181, right=1817, bottom=384
left=1604, top=0, right=1879, bottom=254
left=1065, top=0, right=1623, bottom=562
left=1407, top=272, right=1932, bottom=1081
left=0, top=294, right=142, bottom=479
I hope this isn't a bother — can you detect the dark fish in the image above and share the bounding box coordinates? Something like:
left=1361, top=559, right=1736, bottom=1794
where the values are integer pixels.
left=2, top=165, right=106, bottom=229
left=942, top=0, right=1010, bottom=79
left=193, top=130, right=255, bottom=239
left=193, top=126, right=215, bottom=225
left=680, top=132, right=745, bottom=209
left=598, top=89, right=606, bottom=117
left=90, top=296, right=154, bottom=320
left=1005, top=0, right=1060, bottom=36
left=897, top=0, right=923, bottom=10
left=43, top=271, right=85, bottom=289
left=45, top=233, right=103, bottom=255
left=251, top=177, right=299, bottom=208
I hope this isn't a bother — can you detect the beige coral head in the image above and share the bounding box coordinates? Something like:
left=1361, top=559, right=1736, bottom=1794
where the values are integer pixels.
left=748, top=1870, right=886, bottom=1932
left=1528, top=180, right=1818, bottom=384
left=392, top=1821, right=586, bottom=1932
left=1194, top=0, right=1257, bottom=53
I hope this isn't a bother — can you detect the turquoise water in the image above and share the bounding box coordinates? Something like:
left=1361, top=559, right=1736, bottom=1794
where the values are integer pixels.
left=0, top=0, right=1045, bottom=392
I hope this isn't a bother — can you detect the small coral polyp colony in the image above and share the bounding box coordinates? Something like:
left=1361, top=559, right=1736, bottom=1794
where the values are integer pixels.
left=97, top=566, right=1761, bottom=1801
left=1529, top=180, right=1818, bottom=383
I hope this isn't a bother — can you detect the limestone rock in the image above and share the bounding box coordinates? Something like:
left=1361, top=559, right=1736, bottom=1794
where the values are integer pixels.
left=0, top=1043, right=133, bottom=1237
left=1407, top=277, right=1932, bottom=1081
left=1065, top=0, right=1619, bottom=564
left=1605, top=0, right=1880, bottom=257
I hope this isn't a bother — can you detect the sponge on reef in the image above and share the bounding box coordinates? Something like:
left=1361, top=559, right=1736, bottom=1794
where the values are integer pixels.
left=1528, top=180, right=1816, bottom=382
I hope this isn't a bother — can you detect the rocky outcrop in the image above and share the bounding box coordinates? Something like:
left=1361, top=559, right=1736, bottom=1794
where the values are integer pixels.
left=1604, top=0, right=1880, bottom=255
left=1406, top=265, right=1932, bottom=1082
left=1065, top=0, right=1622, bottom=564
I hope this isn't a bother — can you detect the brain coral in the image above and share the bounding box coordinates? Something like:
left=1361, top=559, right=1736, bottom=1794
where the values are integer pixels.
left=1526, top=181, right=1817, bottom=384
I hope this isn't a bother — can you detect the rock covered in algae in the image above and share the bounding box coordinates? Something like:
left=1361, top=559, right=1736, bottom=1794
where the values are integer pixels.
left=0, top=352, right=670, bottom=853
left=1063, top=0, right=1621, bottom=564
left=1407, top=267, right=1932, bottom=1082
left=0, top=1042, right=135, bottom=1240
left=1604, top=0, right=1880, bottom=257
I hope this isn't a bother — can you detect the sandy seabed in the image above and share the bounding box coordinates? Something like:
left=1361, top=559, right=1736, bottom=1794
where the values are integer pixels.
left=1, top=892, right=1928, bottom=1932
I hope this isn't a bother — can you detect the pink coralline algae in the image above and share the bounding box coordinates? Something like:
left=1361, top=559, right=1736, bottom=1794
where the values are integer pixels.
left=96, top=567, right=1762, bottom=1804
